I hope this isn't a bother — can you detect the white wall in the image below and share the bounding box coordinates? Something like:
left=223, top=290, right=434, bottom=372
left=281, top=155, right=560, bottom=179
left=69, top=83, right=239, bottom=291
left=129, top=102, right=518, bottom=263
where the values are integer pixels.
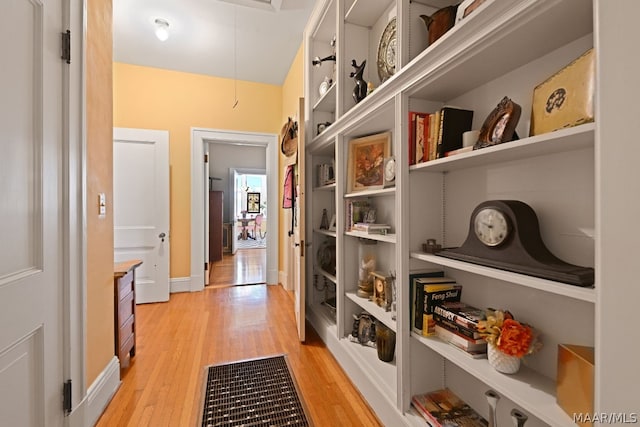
left=208, top=143, right=266, bottom=222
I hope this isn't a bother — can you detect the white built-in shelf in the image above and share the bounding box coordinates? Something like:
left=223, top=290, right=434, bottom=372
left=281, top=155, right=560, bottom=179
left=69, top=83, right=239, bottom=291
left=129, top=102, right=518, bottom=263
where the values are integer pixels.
left=411, top=333, right=577, bottom=427
left=346, top=231, right=396, bottom=243
left=313, top=83, right=336, bottom=113
left=341, top=337, right=397, bottom=401
left=316, top=266, right=337, bottom=284
left=314, top=228, right=337, bottom=238
left=346, top=291, right=396, bottom=332
left=311, top=0, right=336, bottom=41
left=409, top=123, right=595, bottom=174
left=410, top=252, right=596, bottom=303
left=314, top=182, right=336, bottom=192
left=344, top=187, right=395, bottom=198
left=345, top=0, right=394, bottom=27
left=308, top=302, right=337, bottom=330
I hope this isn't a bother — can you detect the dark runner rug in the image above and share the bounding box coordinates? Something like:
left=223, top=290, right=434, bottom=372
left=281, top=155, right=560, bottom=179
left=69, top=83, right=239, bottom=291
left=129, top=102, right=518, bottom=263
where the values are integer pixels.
left=200, top=355, right=312, bottom=426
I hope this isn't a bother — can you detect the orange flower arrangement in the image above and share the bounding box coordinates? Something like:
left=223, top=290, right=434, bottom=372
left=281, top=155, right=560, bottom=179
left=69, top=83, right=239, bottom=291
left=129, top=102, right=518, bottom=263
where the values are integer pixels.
left=478, top=309, right=541, bottom=358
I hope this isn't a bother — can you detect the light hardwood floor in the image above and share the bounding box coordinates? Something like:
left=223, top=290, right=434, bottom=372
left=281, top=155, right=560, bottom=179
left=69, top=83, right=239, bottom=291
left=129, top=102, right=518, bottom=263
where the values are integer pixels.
left=208, top=248, right=266, bottom=287
left=96, top=250, right=382, bottom=427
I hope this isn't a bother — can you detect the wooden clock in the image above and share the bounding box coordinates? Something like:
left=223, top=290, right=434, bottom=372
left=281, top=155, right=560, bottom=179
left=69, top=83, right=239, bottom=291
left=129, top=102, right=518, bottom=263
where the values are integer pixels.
left=436, top=200, right=594, bottom=287
left=371, top=271, right=393, bottom=311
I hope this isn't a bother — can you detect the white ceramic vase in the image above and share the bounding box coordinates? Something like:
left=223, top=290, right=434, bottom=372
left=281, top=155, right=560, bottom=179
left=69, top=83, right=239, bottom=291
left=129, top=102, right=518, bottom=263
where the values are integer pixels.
left=487, top=342, right=521, bottom=374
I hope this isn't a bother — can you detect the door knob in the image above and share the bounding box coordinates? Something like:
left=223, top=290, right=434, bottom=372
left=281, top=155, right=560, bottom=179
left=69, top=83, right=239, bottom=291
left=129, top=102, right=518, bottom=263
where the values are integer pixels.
left=159, top=232, right=166, bottom=242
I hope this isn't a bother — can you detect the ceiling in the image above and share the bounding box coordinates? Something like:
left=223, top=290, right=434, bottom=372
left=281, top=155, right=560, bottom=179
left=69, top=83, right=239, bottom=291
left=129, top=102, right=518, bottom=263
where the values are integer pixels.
left=113, top=0, right=317, bottom=86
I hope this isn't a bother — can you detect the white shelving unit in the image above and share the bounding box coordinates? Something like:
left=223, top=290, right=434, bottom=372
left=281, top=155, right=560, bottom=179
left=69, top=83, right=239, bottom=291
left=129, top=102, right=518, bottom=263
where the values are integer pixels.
left=303, top=0, right=640, bottom=426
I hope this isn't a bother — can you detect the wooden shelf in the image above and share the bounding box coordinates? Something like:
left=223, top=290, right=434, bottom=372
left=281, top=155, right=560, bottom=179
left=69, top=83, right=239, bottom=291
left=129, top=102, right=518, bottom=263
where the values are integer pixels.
left=316, top=266, right=337, bottom=284
left=412, top=333, right=577, bottom=427
left=346, top=231, right=396, bottom=243
left=340, top=337, right=397, bottom=400
left=314, top=182, right=336, bottom=191
left=410, top=252, right=596, bottom=303
left=346, top=291, right=396, bottom=332
left=313, top=83, right=336, bottom=113
left=344, top=187, right=395, bottom=198
left=314, top=228, right=337, bottom=238
left=409, top=124, right=595, bottom=174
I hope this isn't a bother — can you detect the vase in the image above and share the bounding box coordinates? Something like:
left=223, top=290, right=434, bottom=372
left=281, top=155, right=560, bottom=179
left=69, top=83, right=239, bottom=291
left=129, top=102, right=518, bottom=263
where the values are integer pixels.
left=487, top=343, right=521, bottom=374
left=375, top=322, right=396, bottom=362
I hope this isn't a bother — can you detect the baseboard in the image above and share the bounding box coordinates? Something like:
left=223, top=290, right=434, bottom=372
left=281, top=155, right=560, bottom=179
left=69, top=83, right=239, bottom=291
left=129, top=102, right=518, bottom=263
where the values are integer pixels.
left=170, top=276, right=191, bottom=293
left=190, top=274, right=205, bottom=292
left=67, top=356, right=120, bottom=427
left=279, top=270, right=289, bottom=290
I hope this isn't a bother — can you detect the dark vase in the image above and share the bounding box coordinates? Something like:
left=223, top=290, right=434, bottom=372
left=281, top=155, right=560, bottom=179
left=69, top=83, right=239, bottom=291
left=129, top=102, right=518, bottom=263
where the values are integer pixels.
left=376, top=322, right=396, bottom=362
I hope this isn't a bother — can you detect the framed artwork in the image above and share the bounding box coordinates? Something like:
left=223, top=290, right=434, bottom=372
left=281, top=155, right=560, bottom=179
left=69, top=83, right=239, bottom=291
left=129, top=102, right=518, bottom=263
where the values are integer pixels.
left=247, top=192, right=261, bottom=213
left=347, top=131, right=391, bottom=193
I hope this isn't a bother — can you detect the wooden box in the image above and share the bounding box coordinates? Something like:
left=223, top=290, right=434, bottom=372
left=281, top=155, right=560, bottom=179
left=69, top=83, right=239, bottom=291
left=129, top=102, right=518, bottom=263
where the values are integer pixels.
left=530, top=48, right=595, bottom=136
left=556, top=344, right=594, bottom=426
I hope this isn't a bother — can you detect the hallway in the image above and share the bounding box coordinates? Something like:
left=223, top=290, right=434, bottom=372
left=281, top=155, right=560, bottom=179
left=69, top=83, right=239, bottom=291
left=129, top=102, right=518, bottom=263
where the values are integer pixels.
left=95, top=284, right=382, bottom=426
left=209, top=248, right=267, bottom=287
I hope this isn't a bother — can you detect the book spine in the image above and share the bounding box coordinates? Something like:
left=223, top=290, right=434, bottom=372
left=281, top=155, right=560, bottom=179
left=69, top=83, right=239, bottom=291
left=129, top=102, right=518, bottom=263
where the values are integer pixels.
left=422, top=113, right=430, bottom=162
left=416, top=114, right=425, bottom=164
left=433, top=304, right=480, bottom=331
left=435, top=324, right=486, bottom=349
left=411, top=397, right=442, bottom=427
left=436, top=108, right=446, bottom=158
left=408, top=112, right=416, bottom=166
left=421, top=285, right=462, bottom=336
left=433, top=312, right=482, bottom=339
left=413, top=281, right=425, bottom=334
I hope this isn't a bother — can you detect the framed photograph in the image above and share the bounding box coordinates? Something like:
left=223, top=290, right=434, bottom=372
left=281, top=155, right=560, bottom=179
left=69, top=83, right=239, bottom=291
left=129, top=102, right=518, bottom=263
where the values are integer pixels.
left=246, top=192, right=261, bottom=213
left=347, top=131, right=391, bottom=193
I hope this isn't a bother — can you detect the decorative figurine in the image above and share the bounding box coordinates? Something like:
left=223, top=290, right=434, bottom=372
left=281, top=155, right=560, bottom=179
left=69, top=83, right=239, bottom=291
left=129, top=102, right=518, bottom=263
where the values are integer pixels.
left=422, top=238, right=442, bottom=253
left=350, top=59, right=368, bottom=104
left=320, top=208, right=330, bottom=230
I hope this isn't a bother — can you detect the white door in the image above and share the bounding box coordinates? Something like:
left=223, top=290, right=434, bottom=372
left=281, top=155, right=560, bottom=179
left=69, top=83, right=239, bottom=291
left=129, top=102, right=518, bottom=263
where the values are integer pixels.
left=0, top=0, right=65, bottom=424
left=293, top=99, right=306, bottom=342
left=113, top=128, right=170, bottom=304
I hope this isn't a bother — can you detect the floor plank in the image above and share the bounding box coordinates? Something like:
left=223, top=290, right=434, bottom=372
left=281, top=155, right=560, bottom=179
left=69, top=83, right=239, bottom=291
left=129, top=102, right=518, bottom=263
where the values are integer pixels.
left=96, top=255, right=382, bottom=427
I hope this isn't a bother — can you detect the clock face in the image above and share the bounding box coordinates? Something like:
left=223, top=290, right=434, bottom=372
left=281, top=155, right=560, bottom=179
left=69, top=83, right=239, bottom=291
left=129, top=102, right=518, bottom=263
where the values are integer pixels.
left=375, top=277, right=385, bottom=294
left=473, top=207, right=510, bottom=247
left=384, top=157, right=395, bottom=182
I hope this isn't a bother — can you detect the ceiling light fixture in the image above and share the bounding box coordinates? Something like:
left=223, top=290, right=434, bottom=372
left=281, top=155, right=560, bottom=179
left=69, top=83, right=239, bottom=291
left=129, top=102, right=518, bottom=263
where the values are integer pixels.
left=154, top=18, right=170, bottom=41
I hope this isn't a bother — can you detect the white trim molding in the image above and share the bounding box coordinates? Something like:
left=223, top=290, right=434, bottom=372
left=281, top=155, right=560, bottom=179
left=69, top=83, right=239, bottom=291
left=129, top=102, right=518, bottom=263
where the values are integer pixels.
left=67, top=356, right=120, bottom=427
left=191, top=128, right=279, bottom=290
left=170, top=276, right=192, bottom=293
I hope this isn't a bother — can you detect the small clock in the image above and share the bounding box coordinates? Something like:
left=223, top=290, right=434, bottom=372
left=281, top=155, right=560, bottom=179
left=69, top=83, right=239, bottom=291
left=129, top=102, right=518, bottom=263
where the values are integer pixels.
left=383, top=156, right=396, bottom=188
left=370, top=271, right=393, bottom=311
left=436, top=200, right=594, bottom=287
left=377, top=17, right=397, bottom=83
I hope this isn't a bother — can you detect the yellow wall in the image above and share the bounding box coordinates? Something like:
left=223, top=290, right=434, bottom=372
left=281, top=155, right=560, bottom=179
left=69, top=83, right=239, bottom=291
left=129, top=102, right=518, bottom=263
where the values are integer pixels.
left=113, top=64, right=283, bottom=278
left=279, top=45, right=305, bottom=276
left=86, top=0, right=115, bottom=385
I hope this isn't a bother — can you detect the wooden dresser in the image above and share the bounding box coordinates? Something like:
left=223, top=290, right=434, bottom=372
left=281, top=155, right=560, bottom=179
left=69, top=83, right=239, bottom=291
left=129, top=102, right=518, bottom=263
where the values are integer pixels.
left=113, top=259, right=142, bottom=368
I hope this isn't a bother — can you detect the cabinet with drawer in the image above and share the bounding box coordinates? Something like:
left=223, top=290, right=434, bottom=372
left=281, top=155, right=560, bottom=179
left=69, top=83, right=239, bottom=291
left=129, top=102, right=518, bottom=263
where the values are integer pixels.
left=114, top=260, right=142, bottom=368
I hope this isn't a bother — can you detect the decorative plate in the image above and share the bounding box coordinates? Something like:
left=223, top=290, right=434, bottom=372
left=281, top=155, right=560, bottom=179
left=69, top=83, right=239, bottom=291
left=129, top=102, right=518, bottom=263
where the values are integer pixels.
left=377, top=17, right=397, bottom=83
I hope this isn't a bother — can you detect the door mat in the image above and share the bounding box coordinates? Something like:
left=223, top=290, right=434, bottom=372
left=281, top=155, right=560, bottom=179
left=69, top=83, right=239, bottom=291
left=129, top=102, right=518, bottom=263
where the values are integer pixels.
left=200, top=355, right=312, bottom=426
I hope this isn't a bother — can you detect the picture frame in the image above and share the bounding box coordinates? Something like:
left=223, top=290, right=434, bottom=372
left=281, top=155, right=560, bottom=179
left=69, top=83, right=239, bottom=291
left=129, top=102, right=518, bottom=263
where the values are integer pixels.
left=246, top=192, right=261, bottom=213
left=347, top=131, right=391, bottom=194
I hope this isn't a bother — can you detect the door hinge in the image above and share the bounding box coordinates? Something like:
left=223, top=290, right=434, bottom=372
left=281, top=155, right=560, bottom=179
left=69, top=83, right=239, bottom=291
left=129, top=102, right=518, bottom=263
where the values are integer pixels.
left=63, top=379, right=72, bottom=415
left=205, top=262, right=208, bottom=271
left=301, top=240, right=304, bottom=257
left=204, top=153, right=209, bottom=163
left=61, top=30, right=71, bottom=64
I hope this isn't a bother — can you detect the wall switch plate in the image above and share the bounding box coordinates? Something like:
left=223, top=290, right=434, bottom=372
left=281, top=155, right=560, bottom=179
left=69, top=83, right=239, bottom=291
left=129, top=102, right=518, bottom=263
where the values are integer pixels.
left=98, top=193, right=106, bottom=216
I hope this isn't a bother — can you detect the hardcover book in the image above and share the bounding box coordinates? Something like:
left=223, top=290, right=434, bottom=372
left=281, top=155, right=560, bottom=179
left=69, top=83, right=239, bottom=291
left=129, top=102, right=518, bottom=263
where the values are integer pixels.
left=433, top=312, right=483, bottom=339
left=433, top=301, right=485, bottom=331
left=409, top=270, right=446, bottom=334
left=436, top=107, right=474, bottom=159
left=411, top=388, right=488, bottom=427
left=434, top=324, right=487, bottom=352
left=421, top=284, right=462, bottom=336
left=413, top=278, right=456, bottom=335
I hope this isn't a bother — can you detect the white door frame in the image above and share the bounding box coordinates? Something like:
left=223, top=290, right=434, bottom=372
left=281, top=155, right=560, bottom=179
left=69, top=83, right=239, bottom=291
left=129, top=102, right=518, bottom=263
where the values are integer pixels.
left=191, top=128, right=279, bottom=290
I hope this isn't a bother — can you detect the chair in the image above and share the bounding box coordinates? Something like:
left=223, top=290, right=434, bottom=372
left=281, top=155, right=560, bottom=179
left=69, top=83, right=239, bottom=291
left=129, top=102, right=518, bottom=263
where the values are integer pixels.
left=249, top=214, right=265, bottom=240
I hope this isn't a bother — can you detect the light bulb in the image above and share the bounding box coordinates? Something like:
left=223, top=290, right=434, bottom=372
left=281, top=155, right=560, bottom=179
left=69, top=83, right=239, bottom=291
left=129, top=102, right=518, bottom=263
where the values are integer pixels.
left=154, top=18, right=169, bottom=41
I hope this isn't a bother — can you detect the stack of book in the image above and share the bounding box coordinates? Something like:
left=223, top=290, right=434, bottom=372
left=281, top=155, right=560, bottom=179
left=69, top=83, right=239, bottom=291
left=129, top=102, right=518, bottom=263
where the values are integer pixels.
left=408, top=106, right=474, bottom=165
left=351, top=222, right=391, bottom=235
left=344, top=199, right=370, bottom=231
left=433, top=302, right=487, bottom=358
left=410, top=273, right=460, bottom=336
left=411, top=388, right=488, bottom=426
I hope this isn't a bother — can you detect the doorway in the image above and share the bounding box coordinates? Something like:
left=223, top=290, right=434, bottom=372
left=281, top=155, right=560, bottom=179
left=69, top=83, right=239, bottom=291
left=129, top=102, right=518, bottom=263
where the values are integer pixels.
left=191, top=128, right=278, bottom=292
